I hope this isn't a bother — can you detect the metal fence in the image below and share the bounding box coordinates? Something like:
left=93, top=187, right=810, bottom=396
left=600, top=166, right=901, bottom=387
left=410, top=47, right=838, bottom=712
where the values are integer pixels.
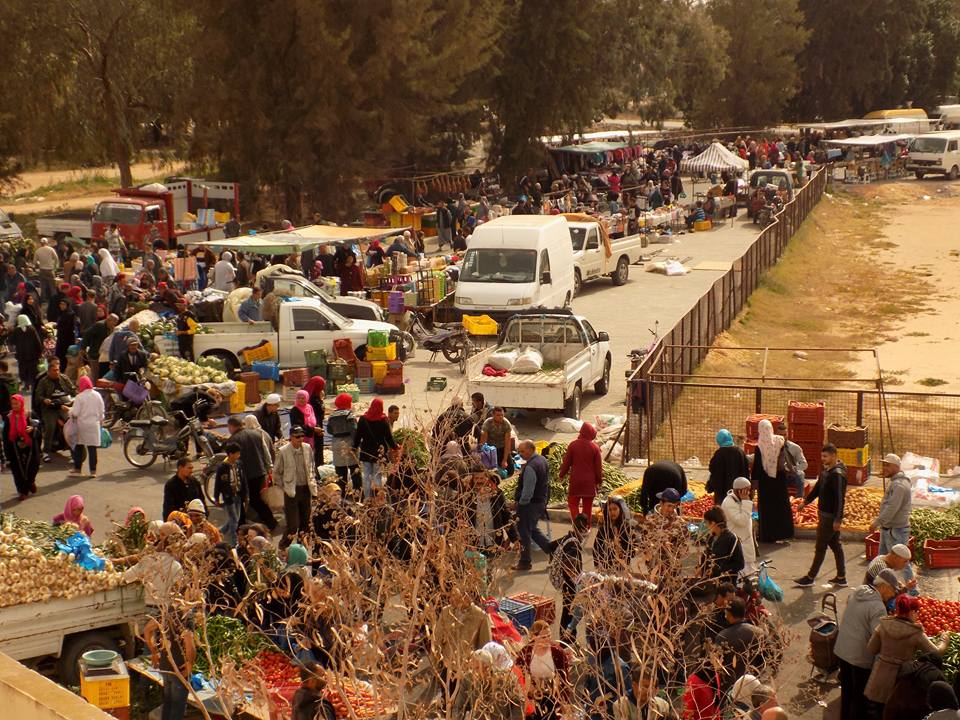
left=623, top=166, right=828, bottom=462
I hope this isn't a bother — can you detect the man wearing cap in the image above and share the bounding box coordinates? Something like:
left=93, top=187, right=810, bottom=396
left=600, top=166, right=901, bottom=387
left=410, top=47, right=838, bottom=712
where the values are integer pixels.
left=186, top=498, right=222, bottom=544
left=864, top=544, right=917, bottom=595
left=116, top=336, right=149, bottom=381
left=722, top=477, right=757, bottom=575
left=639, top=459, right=688, bottom=515
left=644, top=486, right=688, bottom=582
left=833, top=569, right=899, bottom=720
left=274, top=426, right=318, bottom=548
left=254, top=393, right=283, bottom=441
left=871, top=452, right=913, bottom=580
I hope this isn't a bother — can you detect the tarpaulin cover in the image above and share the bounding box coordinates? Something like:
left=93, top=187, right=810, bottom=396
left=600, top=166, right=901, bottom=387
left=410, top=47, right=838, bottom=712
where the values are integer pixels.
left=680, top=142, right=749, bottom=174
left=553, top=141, right=629, bottom=155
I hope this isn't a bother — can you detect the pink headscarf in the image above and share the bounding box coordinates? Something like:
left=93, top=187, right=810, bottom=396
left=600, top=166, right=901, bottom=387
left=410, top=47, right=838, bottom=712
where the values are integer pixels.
left=77, top=375, right=93, bottom=393
left=53, top=495, right=94, bottom=537
left=294, top=390, right=316, bottom=429
left=7, top=394, right=29, bottom=445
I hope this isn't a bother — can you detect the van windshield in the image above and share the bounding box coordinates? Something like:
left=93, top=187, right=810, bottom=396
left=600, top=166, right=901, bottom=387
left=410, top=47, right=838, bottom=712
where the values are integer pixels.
left=93, top=203, right=142, bottom=225
left=909, top=137, right=948, bottom=153
left=460, top=249, right=537, bottom=283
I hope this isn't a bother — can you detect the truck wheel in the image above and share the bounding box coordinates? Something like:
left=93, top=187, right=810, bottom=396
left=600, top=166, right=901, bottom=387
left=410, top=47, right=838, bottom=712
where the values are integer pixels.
left=612, top=256, right=629, bottom=286
left=564, top=384, right=582, bottom=420
left=915, top=170, right=925, bottom=179
left=58, top=631, right=120, bottom=686
left=573, top=269, right=582, bottom=297
left=594, top=356, right=611, bottom=396
left=951, top=165, right=959, bottom=181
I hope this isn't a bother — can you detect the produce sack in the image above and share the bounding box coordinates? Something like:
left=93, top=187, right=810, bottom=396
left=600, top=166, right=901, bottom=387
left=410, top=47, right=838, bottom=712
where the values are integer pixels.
left=55, top=531, right=106, bottom=571
left=511, top=347, right=544, bottom=374
left=487, top=348, right=519, bottom=372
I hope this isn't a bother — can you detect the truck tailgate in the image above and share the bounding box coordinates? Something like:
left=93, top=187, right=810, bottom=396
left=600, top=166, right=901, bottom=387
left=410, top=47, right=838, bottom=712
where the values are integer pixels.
left=0, top=584, right=146, bottom=660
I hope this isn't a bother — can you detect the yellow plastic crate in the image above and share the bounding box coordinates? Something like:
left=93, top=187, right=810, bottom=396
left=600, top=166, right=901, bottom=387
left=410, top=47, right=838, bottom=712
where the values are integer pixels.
left=80, top=673, right=129, bottom=709
left=838, top=445, right=870, bottom=467
left=462, top=314, right=499, bottom=336
left=241, top=341, right=274, bottom=365
left=258, top=379, right=275, bottom=394
left=366, top=343, right=397, bottom=361
left=230, top=382, right=246, bottom=413
left=371, top=361, right=388, bottom=384
left=694, top=219, right=713, bottom=231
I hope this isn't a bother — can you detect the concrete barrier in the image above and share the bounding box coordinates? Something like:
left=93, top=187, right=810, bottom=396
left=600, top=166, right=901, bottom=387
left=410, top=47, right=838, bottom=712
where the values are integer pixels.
left=0, top=651, right=115, bottom=720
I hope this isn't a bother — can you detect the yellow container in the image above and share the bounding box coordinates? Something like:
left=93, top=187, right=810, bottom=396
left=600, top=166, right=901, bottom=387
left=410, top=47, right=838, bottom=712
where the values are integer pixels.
left=80, top=668, right=129, bottom=709
left=242, top=341, right=274, bottom=364
left=230, top=383, right=246, bottom=413
left=838, top=445, right=870, bottom=467
left=366, top=343, right=397, bottom=361
left=371, top=361, right=388, bottom=384
left=462, top=314, right=499, bottom=336
left=258, top=378, right=275, bottom=394
left=535, top=440, right=550, bottom=455
left=694, top=219, right=713, bottom=231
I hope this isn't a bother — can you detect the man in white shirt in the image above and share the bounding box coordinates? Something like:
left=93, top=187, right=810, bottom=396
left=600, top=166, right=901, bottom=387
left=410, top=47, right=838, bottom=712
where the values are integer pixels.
left=34, top=237, right=59, bottom=302
left=212, top=251, right=236, bottom=291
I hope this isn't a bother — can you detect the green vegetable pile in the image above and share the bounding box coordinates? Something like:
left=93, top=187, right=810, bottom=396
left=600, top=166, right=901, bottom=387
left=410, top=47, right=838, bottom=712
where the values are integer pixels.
left=909, top=506, right=960, bottom=566
left=103, top=513, right=148, bottom=558
left=138, top=320, right=177, bottom=351
left=193, top=615, right=271, bottom=675
left=943, top=632, right=960, bottom=683
left=500, top=443, right=626, bottom=504
left=0, top=513, right=77, bottom=555
left=395, top=428, right=430, bottom=467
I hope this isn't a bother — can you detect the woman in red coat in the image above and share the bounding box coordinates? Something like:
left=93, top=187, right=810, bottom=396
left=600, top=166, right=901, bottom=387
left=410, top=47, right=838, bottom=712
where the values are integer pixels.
left=338, top=253, right=364, bottom=295
left=558, top=423, right=603, bottom=524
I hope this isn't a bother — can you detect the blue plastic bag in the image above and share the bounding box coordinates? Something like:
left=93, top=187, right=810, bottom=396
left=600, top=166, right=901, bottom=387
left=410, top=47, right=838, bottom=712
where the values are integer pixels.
left=479, top=444, right=498, bottom=470
left=680, top=490, right=695, bottom=503
left=757, top=565, right=783, bottom=602
left=55, top=531, right=106, bottom=571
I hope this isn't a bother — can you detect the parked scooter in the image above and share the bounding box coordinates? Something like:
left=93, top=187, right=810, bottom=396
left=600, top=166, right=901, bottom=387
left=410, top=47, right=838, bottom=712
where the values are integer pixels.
left=95, top=376, right=164, bottom=430
left=122, top=402, right=217, bottom=469
left=408, top=309, right=475, bottom=365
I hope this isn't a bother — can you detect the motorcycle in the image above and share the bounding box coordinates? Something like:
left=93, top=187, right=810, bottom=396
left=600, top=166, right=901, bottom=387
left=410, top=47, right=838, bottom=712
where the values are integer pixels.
left=408, top=309, right=476, bottom=369
left=95, top=376, right=166, bottom=430
left=122, top=404, right=217, bottom=469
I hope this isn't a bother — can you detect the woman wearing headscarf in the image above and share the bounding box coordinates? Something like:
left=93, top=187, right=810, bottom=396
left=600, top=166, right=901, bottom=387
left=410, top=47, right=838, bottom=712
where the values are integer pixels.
left=751, top=419, right=794, bottom=542
left=62, top=252, right=82, bottom=282
left=558, top=422, right=603, bottom=524
left=301, top=376, right=326, bottom=466
left=98, top=248, right=119, bottom=282
left=327, top=393, right=360, bottom=494
left=243, top=414, right=276, bottom=465
left=68, top=375, right=104, bottom=478
left=516, top=620, right=571, bottom=720
left=592, top=495, right=636, bottom=574
left=351, top=398, right=396, bottom=498
left=707, top=429, right=750, bottom=506
left=19, top=291, right=43, bottom=334
left=3, top=394, right=40, bottom=500
left=12, top=314, right=43, bottom=394
left=338, top=253, right=364, bottom=295
left=52, top=495, right=94, bottom=537
left=54, top=297, right=78, bottom=370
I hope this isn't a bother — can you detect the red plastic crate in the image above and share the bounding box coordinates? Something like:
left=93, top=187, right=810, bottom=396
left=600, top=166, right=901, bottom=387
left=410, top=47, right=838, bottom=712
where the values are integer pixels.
left=788, top=423, right=825, bottom=444
left=865, top=531, right=915, bottom=561
left=744, top=440, right=758, bottom=457
left=846, top=464, right=869, bottom=486
left=745, top=414, right=785, bottom=440
left=508, top=591, right=556, bottom=625
left=923, top=538, right=960, bottom=569
left=787, top=400, right=825, bottom=425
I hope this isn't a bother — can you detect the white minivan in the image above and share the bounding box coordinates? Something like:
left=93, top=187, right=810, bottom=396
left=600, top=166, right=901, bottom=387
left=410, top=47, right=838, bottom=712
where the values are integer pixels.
left=907, top=131, right=960, bottom=179
left=455, top=215, right=575, bottom=317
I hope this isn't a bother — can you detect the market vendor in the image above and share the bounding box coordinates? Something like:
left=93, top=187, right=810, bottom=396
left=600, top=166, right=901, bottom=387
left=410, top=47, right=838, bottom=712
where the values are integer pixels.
left=52, top=494, right=94, bottom=537
left=337, top=253, right=364, bottom=295
left=186, top=498, right=222, bottom=544
left=365, top=239, right=386, bottom=267
left=33, top=357, right=75, bottom=462
left=385, top=234, right=417, bottom=259
left=237, top=287, right=262, bottom=324
left=174, top=301, right=198, bottom=361
left=115, top=337, right=149, bottom=382
left=253, top=392, right=283, bottom=441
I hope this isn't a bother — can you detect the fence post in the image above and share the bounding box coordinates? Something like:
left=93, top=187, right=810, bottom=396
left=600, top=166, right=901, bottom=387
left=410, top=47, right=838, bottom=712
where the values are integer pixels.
left=755, top=387, right=762, bottom=414
left=856, top=391, right=864, bottom=427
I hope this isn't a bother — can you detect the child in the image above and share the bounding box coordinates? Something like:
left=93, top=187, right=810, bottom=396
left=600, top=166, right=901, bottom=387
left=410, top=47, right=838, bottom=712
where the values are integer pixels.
left=213, top=442, right=245, bottom=546
left=291, top=661, right=335, bottom=720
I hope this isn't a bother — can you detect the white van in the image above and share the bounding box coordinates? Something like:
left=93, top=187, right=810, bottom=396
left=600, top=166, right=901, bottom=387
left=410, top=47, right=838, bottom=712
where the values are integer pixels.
left=906, top=131, right=960, bottom=179
left=455, top=215, right=575, bottom=317
left=936, top=105, right=960, bottom=129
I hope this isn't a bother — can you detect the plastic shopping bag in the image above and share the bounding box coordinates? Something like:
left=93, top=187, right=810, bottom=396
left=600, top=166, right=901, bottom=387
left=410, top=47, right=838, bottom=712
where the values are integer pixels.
left=757, top=565, right=784, bottom=602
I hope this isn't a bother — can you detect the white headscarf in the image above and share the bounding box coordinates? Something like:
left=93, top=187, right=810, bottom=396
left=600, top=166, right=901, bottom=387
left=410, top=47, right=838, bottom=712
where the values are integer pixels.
left=480, top=641, right=513, bottom=672
left=222, top=251, right=233, bottom=262
left=756, top=419, right=784, bottom=478
left=98, top=248, right=119, bottom=278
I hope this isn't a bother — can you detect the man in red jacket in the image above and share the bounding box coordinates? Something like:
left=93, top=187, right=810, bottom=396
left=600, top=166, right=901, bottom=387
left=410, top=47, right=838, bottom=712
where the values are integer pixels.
left=558, top=422, right=603, bottom=525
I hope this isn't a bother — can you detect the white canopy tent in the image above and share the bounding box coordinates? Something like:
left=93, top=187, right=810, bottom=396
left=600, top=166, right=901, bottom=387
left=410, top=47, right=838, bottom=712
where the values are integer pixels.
left=680, top=142, right=749, bottom=175
left=182, top=225, right=407, bottom=255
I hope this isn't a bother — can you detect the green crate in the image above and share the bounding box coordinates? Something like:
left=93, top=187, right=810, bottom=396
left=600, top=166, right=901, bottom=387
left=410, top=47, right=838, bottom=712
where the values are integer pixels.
left=367, top=330, right=389, bottom=348
left=304, top=349, right=329, bottom=366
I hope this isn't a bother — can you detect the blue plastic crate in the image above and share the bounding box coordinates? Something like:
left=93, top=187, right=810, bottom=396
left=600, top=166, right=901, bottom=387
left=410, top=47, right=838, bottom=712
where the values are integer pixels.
left=251, top=360, right=281, bottom=381
left=498, top=597, right=535, bottom=631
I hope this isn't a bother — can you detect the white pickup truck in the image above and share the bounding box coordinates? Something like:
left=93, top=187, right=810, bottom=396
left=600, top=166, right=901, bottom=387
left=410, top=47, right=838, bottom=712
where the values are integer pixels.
left=0, top=585, right=146, bottom=684
left=35, top=210, right=94, bottom=242
left=465, top=310, right=611, bottom=419
left=567, top=220, right=644, bottom=296
left=194, top=297, right=402, bottom=371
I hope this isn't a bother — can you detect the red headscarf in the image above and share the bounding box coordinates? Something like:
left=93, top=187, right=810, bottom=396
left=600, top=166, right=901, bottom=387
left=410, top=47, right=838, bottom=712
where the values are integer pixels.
left=7, top=394, right=29, bottom=445
left=334, top=393, right=352, bottom=410
left=362, top=398, right=387, bottom=422
left=69, top=286, right=83, bottom=305
left=77, top=375, right=93, bottom=393
left=304, top=376, right=326, bottom=399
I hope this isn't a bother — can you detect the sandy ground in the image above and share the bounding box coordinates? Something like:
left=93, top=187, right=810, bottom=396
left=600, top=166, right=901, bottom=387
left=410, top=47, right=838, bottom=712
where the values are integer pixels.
left=846, top=179, right=960, bottom=390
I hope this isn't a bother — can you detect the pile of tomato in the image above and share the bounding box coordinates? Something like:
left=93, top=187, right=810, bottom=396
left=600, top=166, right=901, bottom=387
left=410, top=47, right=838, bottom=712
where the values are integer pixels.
left=325, top=680, right=383, bottom=719
left=917, top=596, right=960, bottom=636
left=680, top=495, right=715, bottom=520
left=258, top=650, right=300, bottom=689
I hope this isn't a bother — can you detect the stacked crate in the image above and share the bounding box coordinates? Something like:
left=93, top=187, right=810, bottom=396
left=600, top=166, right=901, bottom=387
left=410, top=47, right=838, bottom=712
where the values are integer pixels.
left=787, top=401, right=826, bottom=479
left=827, top=424, right=870, bottom=486
left=744, top=413, right=785, bottom=457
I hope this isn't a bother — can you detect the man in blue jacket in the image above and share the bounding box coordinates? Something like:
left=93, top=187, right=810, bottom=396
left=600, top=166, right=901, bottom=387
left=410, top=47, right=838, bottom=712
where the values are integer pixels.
left=512, top=439, right=552, bottom=572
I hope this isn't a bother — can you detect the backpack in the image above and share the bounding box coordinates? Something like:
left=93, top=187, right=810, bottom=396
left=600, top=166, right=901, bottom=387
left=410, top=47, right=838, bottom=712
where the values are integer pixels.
left=326, top=413, right=356, bottom=438
left=548, top=534, right=576, bottom=590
